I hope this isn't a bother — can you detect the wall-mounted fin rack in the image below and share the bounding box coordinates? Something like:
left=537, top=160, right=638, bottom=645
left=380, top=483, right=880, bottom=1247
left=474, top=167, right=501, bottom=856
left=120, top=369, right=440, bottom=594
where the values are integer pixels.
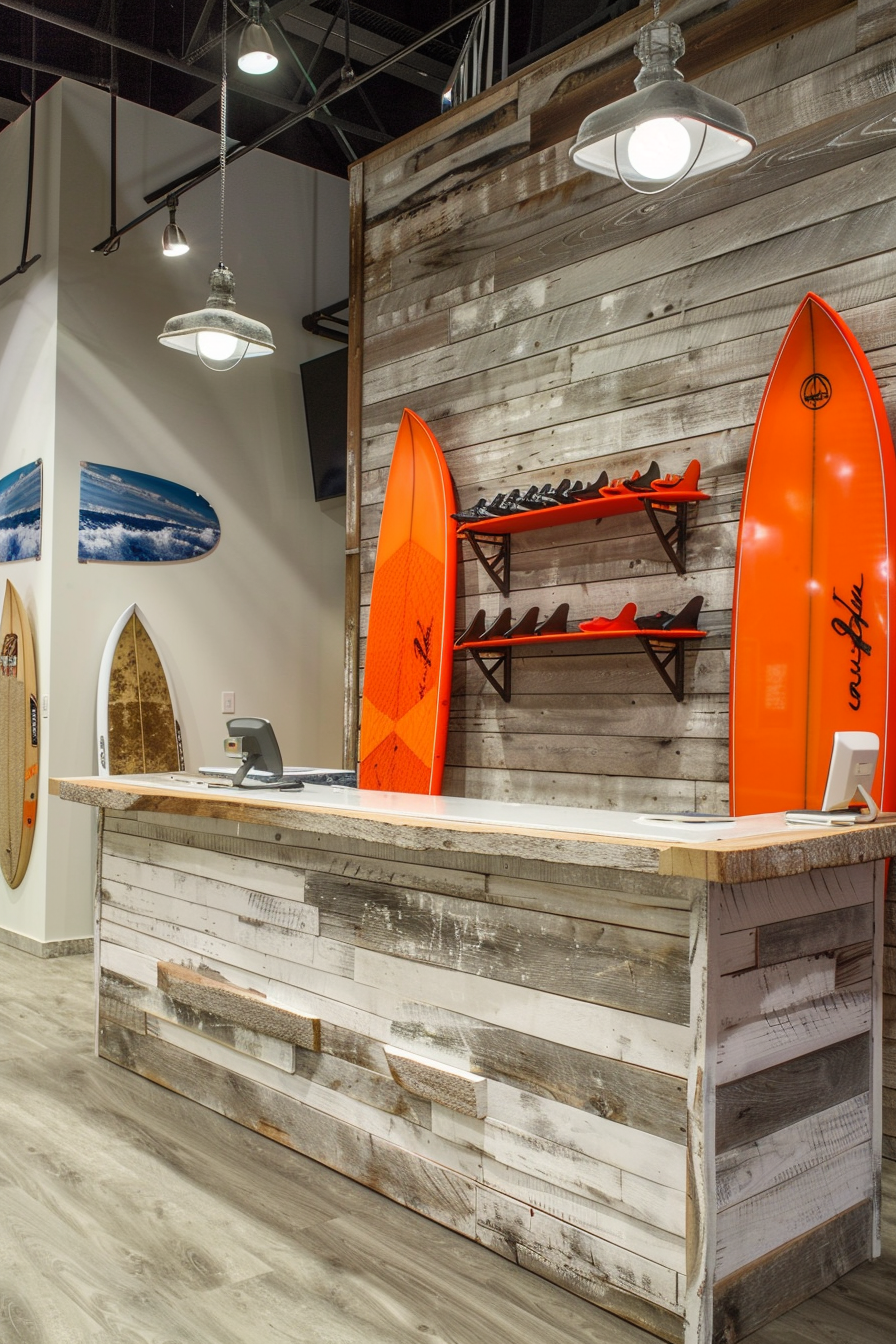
left=457, top=486, right=709, bottom=596
left=455, top=628, right=707, bottom=703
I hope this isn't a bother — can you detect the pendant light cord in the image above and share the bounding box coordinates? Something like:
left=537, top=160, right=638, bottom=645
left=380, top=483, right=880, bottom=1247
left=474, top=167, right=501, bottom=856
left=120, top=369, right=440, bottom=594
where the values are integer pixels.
left=219, top=0, right=227, bottom=267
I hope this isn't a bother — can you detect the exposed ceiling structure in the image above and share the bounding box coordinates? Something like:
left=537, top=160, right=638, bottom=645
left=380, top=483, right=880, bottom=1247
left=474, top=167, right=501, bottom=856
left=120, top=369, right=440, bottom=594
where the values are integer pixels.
left=0, top=1, right=640, bottom=177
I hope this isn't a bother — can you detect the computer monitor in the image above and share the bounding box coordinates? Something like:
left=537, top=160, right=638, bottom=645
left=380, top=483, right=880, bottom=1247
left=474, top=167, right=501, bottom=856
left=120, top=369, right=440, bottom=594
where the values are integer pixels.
left=220, top=717, right=303, bottom=790
left=820, top=731, right=879, bottom=813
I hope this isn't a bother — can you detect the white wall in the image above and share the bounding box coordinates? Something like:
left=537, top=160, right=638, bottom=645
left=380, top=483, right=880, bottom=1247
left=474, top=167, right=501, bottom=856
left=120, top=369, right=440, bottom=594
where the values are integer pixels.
left=0, top=87, right=61, bottom=947
left=0, top=80, right=349, bottom=947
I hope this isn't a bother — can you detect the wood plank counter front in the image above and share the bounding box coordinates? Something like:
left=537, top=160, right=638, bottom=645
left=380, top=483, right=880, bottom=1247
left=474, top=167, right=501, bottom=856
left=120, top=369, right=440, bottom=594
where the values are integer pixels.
left=52, top=776, right=890, bottom=1344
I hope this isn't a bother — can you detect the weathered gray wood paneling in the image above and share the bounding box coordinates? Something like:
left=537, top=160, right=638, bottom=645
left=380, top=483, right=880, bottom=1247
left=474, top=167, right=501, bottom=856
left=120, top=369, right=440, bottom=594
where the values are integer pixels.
left=351, top=0, right=896, bottom=808
left=92, top=808, right=883, bottom=1342
left=884, top=861, right=896, bottom=1160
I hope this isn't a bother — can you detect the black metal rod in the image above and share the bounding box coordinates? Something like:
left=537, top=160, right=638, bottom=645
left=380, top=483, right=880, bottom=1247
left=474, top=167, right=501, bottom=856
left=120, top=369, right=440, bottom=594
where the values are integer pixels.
left=0, top=19, right=41, bottom=288
left=109, top=91, right=118, bottom=229
left=18, top=18, right=37, bottom=269
left=90, top=0, right=490, bottom=254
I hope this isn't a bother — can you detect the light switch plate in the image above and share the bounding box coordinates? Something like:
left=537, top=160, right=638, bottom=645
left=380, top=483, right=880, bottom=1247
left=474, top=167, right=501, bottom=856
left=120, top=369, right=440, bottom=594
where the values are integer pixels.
left=222, top=691, right=235, bottom=714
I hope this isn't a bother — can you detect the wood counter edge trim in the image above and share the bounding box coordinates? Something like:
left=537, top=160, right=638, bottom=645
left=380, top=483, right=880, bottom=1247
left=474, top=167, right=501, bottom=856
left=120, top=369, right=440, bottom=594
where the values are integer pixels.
left=53, top=776, right=668, bottom=870
left=54, top=776, right=896, bottom=880
left=344, top=157, right=363, bottom=771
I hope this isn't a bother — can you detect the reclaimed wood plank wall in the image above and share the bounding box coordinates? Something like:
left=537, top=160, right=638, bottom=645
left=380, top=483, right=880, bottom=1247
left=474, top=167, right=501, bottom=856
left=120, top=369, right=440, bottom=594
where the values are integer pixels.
left=347, top=0, right=896, bottom=815
left=709, top=861, right=881, bottom=1340
left=97, top=810, right=702, bottom=1342
left=885, top=863, right=896, bottom=1161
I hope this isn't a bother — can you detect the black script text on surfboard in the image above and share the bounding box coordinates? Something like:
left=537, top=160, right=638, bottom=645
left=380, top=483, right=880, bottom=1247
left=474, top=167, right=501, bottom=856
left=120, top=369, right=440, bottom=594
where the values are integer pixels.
left=831, top=576, right=870, bottom=711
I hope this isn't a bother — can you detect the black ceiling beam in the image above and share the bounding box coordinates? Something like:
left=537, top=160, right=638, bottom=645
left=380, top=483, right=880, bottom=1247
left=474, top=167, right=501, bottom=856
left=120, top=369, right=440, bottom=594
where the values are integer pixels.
left=0, top=0, right=345, bottom=125
left=183, top=0, right=221, bottom=59
left=89, top=0, right=490, bottom=254
left=184, top=1, right=311, bottom=64
left=0, top=45, right=110, bottom=89
left=280, top=5, right=450, bottom=92
left=267, top=10, right=355, bottom=161
left=175, top=84, right=220, bottom=120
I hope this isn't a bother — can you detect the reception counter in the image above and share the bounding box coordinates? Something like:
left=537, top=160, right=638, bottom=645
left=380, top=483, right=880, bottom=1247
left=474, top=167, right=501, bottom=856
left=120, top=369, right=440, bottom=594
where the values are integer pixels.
left=53, top=775, right=889, bottom=1344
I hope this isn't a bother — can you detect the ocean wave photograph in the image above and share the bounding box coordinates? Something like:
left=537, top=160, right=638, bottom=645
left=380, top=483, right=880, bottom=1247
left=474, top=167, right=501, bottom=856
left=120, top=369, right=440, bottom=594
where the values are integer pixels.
left=0, top=461, right=42, bottom=563
left=78, top=462, right=220, bottom=564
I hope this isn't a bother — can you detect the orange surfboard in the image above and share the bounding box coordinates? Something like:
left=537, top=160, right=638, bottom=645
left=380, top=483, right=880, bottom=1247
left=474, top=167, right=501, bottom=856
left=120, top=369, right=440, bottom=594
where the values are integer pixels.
left=359, top=409, right=457, bottom=794
left=730, top=293, right=896, bottom=815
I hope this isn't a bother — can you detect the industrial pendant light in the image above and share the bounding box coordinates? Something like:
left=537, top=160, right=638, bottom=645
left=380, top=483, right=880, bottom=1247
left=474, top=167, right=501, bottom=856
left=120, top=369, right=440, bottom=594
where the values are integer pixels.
left=162, top=195, right=189, bottom=257
left=159, top=2, right=274, bottom=370
left=570, top=1, right=755, bottom=194
left=238, top=1, right=278, bottom=74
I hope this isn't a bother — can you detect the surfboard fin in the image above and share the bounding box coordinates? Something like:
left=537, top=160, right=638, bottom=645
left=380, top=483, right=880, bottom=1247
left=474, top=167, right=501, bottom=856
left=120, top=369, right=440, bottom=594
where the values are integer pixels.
left=536, top=603, right=570, bottom=635
left=579, top=603, right=639, bottom=633
left=506, top=607, right=541, bottom=638
left=457, top=610, right=487, bottom=645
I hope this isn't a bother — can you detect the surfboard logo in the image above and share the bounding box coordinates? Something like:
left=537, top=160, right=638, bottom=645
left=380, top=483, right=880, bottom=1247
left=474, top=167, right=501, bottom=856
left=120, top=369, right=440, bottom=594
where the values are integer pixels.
left=831, top=576, right=870, bottom=711
left=413, top=617, right=434, bottom=701
left=800, top=373, right=832, bottom=409
left=99, top=735, right=106, bottom=770
left=1, top=632, right=16, bottom=677
left=30, top=694, right=38, bottom=746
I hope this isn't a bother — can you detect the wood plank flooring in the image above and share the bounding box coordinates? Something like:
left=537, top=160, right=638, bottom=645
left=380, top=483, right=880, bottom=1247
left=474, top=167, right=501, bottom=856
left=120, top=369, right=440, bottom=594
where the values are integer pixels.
left=0, top=942, right=893, bottom=1344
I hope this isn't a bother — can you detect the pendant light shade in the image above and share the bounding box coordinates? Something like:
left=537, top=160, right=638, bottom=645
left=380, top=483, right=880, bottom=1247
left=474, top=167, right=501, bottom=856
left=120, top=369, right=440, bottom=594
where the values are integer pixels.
left=159, top=264, right=275, bottom=370
left=570, top=18, right=754, bottom=193
left=238, top=3, right=278, bottom=74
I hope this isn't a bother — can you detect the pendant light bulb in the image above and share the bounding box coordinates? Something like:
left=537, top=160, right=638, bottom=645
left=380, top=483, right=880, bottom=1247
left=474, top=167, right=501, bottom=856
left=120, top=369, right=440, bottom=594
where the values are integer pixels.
left=162, top=196, right=189, bottom=257
left=627, top=117, right=690, bottom=180
left=238, top=3, right=278, bottom=74
left=197, top=329, right=241, bottom=363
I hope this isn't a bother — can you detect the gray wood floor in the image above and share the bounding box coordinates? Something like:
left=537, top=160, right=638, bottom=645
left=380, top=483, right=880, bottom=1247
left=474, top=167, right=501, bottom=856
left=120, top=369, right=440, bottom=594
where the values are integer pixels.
left=0, top=943, right=892, bottom=1344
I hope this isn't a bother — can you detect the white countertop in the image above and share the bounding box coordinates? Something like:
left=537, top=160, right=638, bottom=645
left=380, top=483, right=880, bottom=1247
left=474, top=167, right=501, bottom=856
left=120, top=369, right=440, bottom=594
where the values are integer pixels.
left=107, top=772, right=803, bottom=845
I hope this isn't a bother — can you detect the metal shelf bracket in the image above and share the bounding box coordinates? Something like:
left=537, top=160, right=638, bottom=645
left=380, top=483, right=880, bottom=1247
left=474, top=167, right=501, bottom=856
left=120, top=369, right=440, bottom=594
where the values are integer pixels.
left=642, top=500, right=689, bottom=575
left=468, top=646, right=512, bottom=701
left=638, top=636, right=686, bottom=702
left=462, top=531, right=511, bottom=596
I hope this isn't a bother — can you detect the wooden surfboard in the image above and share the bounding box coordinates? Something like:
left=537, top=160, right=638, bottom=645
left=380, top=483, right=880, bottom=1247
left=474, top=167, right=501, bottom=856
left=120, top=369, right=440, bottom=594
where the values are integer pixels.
left=0, top=580, right=38, bottom=888
left=98, top=604, right=185, bottom=776
left=359, top=408, right=457, bottom=794
left=730, top=292, right=896, bottom=815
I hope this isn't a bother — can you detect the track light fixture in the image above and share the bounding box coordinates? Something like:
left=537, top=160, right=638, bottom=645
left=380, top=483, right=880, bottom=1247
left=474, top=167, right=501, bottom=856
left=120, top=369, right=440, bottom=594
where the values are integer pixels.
left=162, top=195, right=189, bottom=257
left=238, top=1, right=278, bottom=75
left=159, top=1, right=274, bottom=370
left=570, top=1, right=755, bottom=194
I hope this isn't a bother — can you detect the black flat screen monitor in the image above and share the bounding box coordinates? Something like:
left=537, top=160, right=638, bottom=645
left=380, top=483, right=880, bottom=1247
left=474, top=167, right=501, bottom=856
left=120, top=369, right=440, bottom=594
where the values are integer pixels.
left=300, top=346, right=347, bottom=501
